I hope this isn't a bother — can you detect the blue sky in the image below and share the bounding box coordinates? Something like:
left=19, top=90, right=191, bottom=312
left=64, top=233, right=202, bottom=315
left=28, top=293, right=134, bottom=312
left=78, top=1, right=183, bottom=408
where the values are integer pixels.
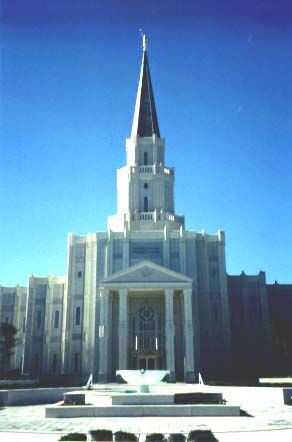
left=1, top=0, right=292, bottom=286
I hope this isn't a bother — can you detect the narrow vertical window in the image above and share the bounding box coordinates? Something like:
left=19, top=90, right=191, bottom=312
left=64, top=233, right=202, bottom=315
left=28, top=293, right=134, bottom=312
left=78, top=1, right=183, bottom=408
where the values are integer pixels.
left=52, top=354, right=57, bottom=373
left=36, top=310, right=41, bottom=329
left=144, top=151, right=148, bottom=165
left=144, top=196, right=148, bottom=212
left=54, top=310, right=60, bottom=329
left=22, top=317, right=25, bottom=333
left=73, top=352, right=79, bottom=372
left=75, top=307, right=81, bottom=326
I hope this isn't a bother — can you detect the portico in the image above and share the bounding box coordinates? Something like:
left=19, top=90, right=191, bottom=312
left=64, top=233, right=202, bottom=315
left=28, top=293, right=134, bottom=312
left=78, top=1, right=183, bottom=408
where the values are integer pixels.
left=98, top=261, right=195, bottom=383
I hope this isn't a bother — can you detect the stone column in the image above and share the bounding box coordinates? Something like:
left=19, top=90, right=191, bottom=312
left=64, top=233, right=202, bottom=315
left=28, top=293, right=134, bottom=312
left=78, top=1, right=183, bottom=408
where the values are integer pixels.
left=98, top=287, right=109, bottom=383
left=118, top=288, right=128, bottom=369
left=183, top=287, right=196, bottom=383
left=165, top=288, right=175, bottom=382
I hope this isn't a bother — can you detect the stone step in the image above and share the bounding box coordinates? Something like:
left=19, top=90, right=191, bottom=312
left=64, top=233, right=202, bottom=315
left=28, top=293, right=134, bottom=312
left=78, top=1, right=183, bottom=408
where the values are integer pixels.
left=46, top=403, right=240, bottom=418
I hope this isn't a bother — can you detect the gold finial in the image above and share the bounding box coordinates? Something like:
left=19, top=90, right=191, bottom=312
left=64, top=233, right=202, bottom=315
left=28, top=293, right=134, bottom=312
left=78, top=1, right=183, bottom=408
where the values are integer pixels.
left=139, top=29, right=148, bottom=52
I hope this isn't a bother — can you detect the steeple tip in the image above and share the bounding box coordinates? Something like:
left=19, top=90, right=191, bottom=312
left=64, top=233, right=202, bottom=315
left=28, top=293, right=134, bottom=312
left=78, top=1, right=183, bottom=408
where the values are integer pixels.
left=139, top=29, right=148, bottom=52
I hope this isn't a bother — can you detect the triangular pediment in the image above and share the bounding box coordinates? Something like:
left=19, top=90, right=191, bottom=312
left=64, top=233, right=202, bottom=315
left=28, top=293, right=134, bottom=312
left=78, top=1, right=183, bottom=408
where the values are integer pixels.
left=101, top=261, right=192, bottom=285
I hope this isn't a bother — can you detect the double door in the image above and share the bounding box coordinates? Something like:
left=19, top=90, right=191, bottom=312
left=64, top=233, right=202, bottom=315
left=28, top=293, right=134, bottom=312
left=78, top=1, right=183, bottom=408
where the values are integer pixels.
left=138, top=356, right=157, bottom=370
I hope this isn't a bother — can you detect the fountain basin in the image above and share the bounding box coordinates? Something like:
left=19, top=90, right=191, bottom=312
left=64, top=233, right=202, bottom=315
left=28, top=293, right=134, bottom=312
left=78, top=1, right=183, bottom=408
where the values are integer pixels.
left=117, top=370, right=169, bottom=391
left=45, top=383, right=241, bottom=418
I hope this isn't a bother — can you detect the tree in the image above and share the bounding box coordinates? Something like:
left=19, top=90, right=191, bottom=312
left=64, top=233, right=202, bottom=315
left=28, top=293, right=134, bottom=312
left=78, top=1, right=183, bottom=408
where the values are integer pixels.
left=0, top=322, right=17, bottom=377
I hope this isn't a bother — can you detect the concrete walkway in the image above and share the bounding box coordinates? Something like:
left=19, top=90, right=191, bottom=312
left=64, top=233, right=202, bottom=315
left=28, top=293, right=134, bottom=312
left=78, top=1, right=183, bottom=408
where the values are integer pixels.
left=0, top=386, right=292, bottom=441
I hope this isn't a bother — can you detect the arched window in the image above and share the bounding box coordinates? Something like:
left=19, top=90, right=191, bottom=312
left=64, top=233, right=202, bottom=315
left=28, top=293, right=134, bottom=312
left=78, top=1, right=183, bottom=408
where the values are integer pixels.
left=138, top=306, right=156, bottom=350
left=144, top=152, right=148, bottom=165
left=131, top=307, right=161, bottom=352
left=75, top=307, right=81, bottom=326
left=52, top=354, right=57, bottom=373
left=54, top=310, right=60, bottom=328
left=144, top=196, right=148, bottom=212
left=36, top=310, right=41, bottom=329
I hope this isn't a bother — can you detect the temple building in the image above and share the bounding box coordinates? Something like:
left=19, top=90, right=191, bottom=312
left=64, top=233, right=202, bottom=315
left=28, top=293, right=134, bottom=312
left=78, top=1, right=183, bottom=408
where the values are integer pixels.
left=0, top=38, right=282, bottom=382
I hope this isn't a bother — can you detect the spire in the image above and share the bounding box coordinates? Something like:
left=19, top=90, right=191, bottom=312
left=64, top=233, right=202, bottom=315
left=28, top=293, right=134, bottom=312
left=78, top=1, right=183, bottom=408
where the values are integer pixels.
left=131, top=33, right=160, bottom=138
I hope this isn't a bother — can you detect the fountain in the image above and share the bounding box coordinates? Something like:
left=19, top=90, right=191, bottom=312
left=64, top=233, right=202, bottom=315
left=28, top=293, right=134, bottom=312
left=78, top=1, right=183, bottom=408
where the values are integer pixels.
left=45, top=370, right=241, bottom=418
left=117, top=369, right=169, bottom=393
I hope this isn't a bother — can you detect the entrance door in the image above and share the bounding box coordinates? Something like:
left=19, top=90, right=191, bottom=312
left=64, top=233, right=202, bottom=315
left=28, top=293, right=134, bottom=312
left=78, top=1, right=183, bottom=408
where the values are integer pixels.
left=148, top=358, right=155, bottom=370
left=139, top=358, right=147, bottom=370
left=138, top=356, right=156, bottom=370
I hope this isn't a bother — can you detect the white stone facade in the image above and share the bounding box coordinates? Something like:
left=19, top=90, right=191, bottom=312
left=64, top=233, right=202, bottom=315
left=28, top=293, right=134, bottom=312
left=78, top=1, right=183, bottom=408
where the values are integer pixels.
left=0, top=42, right=272, bottom=382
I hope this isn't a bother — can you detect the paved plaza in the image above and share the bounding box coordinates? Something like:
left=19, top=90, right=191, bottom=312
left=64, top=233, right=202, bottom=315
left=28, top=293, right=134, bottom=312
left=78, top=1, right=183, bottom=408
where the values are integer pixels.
left=1, top=386, right=292, bottom=441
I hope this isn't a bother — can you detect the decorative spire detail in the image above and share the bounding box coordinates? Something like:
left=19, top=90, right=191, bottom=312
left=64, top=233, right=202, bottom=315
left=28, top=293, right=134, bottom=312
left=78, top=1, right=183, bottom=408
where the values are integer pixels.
left=140, top=29, right=148, bottom=52
left=131, top=32, right=160, bottom=138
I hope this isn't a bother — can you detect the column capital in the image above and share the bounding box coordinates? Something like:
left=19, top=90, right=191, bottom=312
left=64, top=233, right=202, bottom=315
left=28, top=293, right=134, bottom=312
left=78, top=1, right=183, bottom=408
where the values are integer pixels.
left=165, top=289, right=174, bottom=313
left=119, top=287, right=128, bottom=297
left=183, top=286, right=192, bottom=297
left=119, top=289, right=128, bottom=319
left=165, top=287, right=174, bottom=297
left=99, top=287, right=109, bottom=297
left=183, top=287, right=193, bottom=314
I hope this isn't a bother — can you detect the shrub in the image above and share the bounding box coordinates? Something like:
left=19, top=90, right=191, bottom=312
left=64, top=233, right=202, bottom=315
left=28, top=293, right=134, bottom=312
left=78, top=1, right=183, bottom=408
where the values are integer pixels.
left=145, top=434, right=166, bottom=442
left=114, top=431, right=138, bottom=442
left=187, top=430, right=218, bottom=442
left=59, top=433, right=87, bottom=441
left=169, top=434, right=186, bottom=442
left=90, top=429, right=113, bottom=441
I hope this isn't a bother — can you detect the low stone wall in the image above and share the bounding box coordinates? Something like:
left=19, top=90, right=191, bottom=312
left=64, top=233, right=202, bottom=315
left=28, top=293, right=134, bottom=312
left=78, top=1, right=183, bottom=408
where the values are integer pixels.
left=0, top=379, right=39, bottom=387
left=0, top=387, right=81, bottom=406
left=174, top=392, right=223, bottom=404
left=0, top=390, right=8, bottom=406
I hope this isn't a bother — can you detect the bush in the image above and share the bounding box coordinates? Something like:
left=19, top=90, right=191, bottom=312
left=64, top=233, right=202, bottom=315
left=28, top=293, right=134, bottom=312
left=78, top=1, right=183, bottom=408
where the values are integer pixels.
left=187, top=430, right=218, bottom=442
left=169, top=434, right=186, bottom=442
left=59, top=433, right=87, bottom=441
left=114, top=431, right=138, bottom=442
left=145, top=434, right=166, bottom=442
left=90, top=429, right=113, bottom=441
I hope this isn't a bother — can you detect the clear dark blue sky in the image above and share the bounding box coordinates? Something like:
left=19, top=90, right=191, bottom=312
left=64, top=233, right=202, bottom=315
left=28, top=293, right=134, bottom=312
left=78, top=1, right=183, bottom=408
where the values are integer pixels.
left=1, top=0, right=292, bottom=286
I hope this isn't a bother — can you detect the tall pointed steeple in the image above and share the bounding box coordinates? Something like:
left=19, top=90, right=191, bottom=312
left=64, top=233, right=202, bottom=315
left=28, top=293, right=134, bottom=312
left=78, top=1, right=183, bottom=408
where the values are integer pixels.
left=131, top=33, right=160, bottom=138
left=108, top=34, right=185, bottom=233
